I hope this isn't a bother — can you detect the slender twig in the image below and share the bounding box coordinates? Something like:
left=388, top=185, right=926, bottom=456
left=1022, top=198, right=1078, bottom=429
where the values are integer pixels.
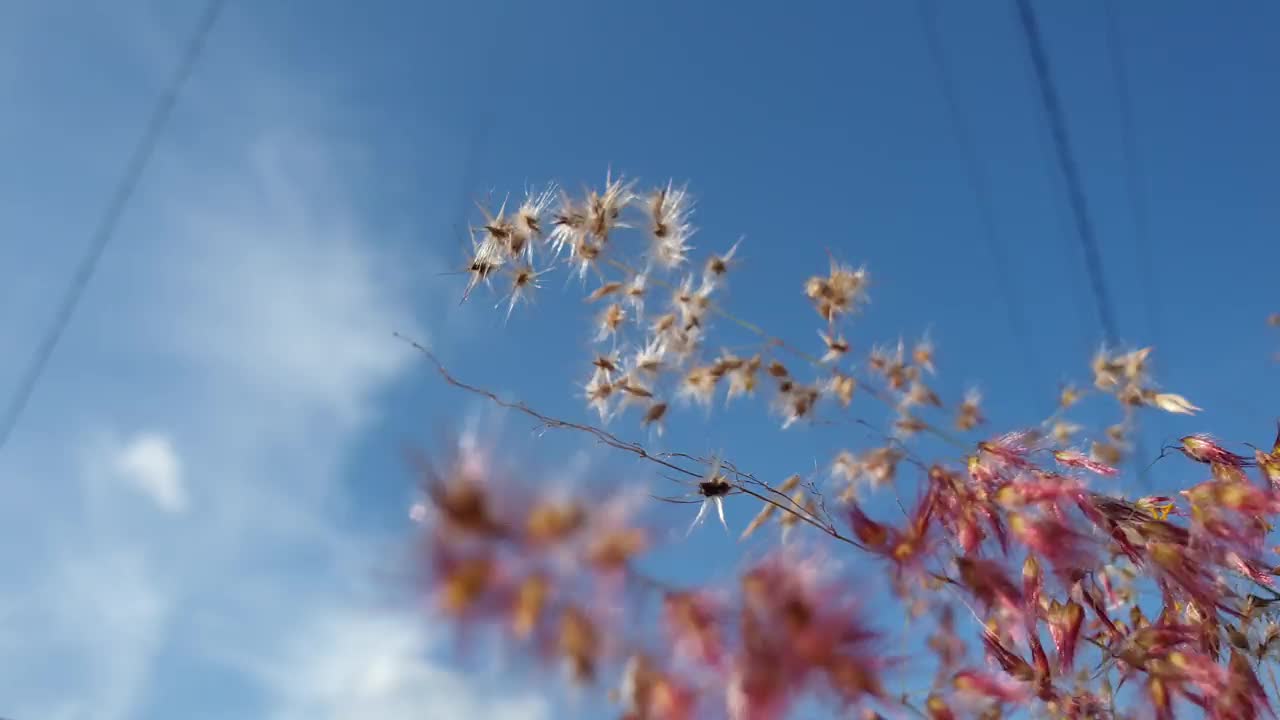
left=396, top=333, right=701, bottom=480
left=735, top=485, right=864, bottom=549
left=398, top=332, right=868, bottom=551
left=802, top=476, right=834, bottom=530
left=660, top=451, right=826, bottom=526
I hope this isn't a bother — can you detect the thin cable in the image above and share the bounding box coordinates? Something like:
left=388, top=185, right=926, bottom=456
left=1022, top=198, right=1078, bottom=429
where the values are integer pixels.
left=0, top=0, right=226, bottom=454
left=1014, top=0, right=1154, bottom=485
left=1008, top=12, right=1092, bottom=362
left=916, top=0, right=1044, bottom=386
left=1100, top=0, right=1162, bottom=488
left=1013, top=0, right=1120, bottom=347
left=450, top=1, right=502, bottom=252
left=1102, top=0, right=1161, bottom=347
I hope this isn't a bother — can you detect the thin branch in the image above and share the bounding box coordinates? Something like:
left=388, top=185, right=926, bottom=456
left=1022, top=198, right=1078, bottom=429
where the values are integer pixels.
left=667, top=450, right=837, bottom=531
left=802, top=476, right=835, bottom=530
left=399, top=332, right=867, bottom=551
left=396, top=332, right=701, bottom=481
left=737, top=485, right=864, bottom=548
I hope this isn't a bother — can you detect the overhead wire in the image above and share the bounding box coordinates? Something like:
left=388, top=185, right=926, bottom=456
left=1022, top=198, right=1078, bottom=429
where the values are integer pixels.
left=1013, top=0, right=1120, bottom=347
left=0, top=0, right=227, bottom=455
left=1013, top=0, right=1154, bottom=484
left=449, top=2, right=503, bottom=259
left=1007, top=12, right=1094, bottom=365
left=1102, top=0, right=1162, bottom=348
left=1100, top=0, right=1165, bottom=486
left=915, top=0, right=1045, bottom=387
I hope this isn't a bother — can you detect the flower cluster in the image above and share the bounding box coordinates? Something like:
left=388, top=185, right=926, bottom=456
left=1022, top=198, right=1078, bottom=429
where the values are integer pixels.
left=412, top=431, right=667, bottom=692
left=411, top=429, right=900, bottom=719
left=414, top=170, right=1280, bottom=719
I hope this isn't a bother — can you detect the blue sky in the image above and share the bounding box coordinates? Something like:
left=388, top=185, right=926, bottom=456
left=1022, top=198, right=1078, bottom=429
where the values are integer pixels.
left=1, top=1, right=1277, bottom=718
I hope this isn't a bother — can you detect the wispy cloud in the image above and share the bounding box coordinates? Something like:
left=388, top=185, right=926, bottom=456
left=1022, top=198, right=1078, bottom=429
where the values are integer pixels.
left=0, top=7, right=545, bottom=720
left=251, top=605, right=551, bottom=720
left=0, top=546, right=172, bottom=720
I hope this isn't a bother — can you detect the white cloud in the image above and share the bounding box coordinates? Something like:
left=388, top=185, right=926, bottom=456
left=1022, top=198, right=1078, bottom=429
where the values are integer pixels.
left=0, top=10, right=545, bottom=720
left=159, top=133, right=420, bottom=428
left=254, top=606, right=550, bottom=720
left=112, top=432, right=186, bottom=513
left=0, top=547, right=171, bottom=720
left=0, top=125, right=539, bottom=719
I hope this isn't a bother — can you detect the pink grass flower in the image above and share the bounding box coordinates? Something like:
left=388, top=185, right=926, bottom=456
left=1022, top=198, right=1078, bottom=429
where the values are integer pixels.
left=1179, top=434, right=1255, bottom=468
left=1052, top=449, right=1118, bottom=477
left=952, top=669, right=1032, bottom=704
left=1046, top=600, right=1085, bottom=673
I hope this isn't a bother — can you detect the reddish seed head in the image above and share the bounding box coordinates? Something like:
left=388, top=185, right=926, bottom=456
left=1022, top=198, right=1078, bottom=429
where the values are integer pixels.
left=429, top=479, right=505, bottom=538
left=1257, top=451, right=1280, bottom=491
left=1047, top=600, right=1085, bottom=673
left=525, top=502, right=585, bottom=544
left=1091, top=441, right=1124, bottom=468
left=591, top=353, right=620, bottom=376
left=925, top=695, right=955, bottom=720
left=619, top=655, right=697, bottom=720
left=1053, top=449, right=1118, bottom=477
left=978, top=430, right=1040, bottom=470
left=512, top=574, right=549, bottom=639
left=955, top=389, right=984, bottom=431
left=558, top=606, right=599, bottom=683
left=847, top=503, right=890, bottom=548
left=956, top=557, right=1023, bottom=614
left=588, top=527, right=647, bottom=570
left=586, top=281, right=624, bottom=302
left=439, top=555, right=494, bottom=616
left=1179, top=435, right=1254, bottom=467
left=953, top=669, right=1032, bottom=703
left=642, top=401, right=668, bottom=427
left=826, top=654, right=885, bottom=701
left=665, top=592, right=724, bottom=666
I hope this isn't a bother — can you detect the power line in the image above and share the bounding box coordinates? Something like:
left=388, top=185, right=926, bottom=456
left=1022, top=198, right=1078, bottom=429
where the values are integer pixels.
left=1099, top=1, right=1165, bottom=489
left=0, top=0, right=227, bottom=455
left=1007, top=12, right=1092, bottom=360
left=1102, top=0, right=1161, bottom=348
left=915, top=0, right=1044, bottom=385
left=1014, top=0, right=1155, bottom=485
left=448, top=2, right=501, bottom=260
left=1013, top=0, right=1120, bottom=348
